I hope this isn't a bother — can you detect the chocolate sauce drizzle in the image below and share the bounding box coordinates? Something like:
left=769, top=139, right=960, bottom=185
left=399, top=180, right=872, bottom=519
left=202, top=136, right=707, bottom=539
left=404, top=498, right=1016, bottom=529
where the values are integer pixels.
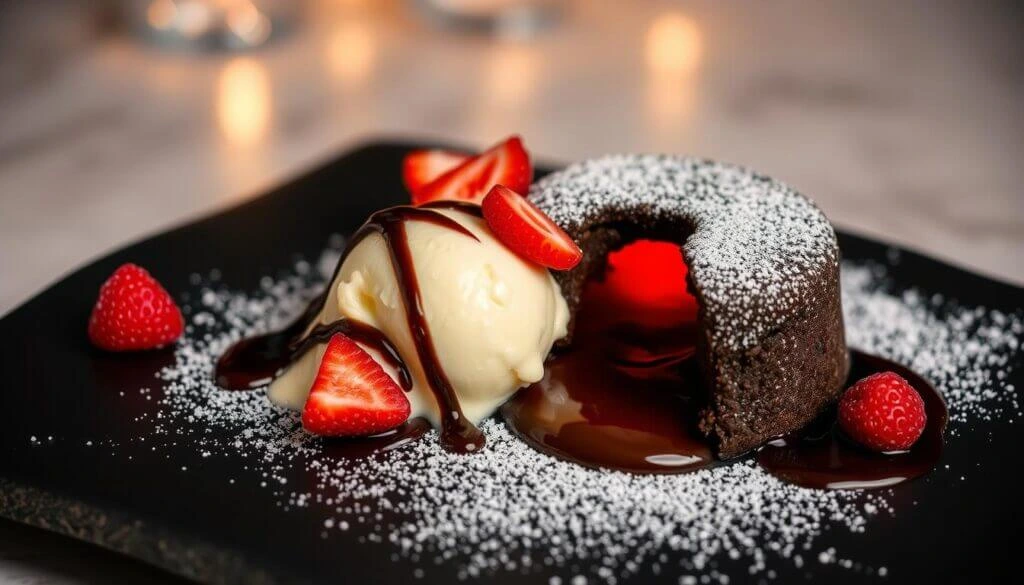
left=217, top=317, right=412, bottom=392
left=216, top=202, right=486, bottom=453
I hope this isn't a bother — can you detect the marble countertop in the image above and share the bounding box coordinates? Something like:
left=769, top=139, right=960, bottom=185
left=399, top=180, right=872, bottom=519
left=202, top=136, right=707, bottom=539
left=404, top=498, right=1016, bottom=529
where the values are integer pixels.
left=0, top=0, right=1021, bottom=583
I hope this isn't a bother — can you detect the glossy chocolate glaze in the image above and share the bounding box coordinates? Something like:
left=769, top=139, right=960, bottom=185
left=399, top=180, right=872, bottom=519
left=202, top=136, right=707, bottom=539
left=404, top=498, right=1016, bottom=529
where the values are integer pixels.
left=756, top=350, right=948, bottom=490
left=216, top=202, right=486, bottom=453
left=501, top=316, right=715, bottom=473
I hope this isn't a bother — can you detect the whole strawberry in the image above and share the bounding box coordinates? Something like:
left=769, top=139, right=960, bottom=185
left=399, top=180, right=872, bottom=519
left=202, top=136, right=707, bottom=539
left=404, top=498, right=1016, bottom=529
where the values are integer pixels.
left=838, top=371, right=927, bottom=452
left=88, top=263, right=184, bottom=351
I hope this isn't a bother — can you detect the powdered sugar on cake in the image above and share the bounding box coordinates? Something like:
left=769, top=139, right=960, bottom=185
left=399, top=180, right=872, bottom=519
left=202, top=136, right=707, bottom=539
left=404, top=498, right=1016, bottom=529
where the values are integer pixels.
left=529, top=155, right=838, bottom=351
left=137, top=243, right=1023, bottom=583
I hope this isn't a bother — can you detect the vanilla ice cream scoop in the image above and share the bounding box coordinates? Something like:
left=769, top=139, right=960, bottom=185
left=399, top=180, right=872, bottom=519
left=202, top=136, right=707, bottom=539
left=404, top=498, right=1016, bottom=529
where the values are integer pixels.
left=268, top=206, right=569, bottom=429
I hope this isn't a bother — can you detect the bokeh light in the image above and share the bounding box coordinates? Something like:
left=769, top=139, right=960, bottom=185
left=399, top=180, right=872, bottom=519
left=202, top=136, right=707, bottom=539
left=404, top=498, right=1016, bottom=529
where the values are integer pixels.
left=484, top=44, right=539, bottom=108
left=645, top=13, right=703, bottom=76
left=146, top=0, right=177, bottom=30
left=216, top=58, right=272, bottom=148
left=327, top=21, right=376, bottom=84
left=226, top=1, right=273, bottom=47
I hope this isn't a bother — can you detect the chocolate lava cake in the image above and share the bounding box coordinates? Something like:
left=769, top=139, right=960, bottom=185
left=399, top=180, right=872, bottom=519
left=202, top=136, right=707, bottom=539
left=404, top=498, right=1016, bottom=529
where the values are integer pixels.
left=529, top=155, right=849, bottom=458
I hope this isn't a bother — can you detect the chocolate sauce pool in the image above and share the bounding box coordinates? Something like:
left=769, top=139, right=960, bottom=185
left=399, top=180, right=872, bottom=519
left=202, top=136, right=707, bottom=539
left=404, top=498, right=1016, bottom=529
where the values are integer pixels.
left=756, top=351, right=948, bottom=490
left=501, top=241, right=947, bottom=488
left=216, top=224, right=946, bottom=488
left=504, top=342, right=947, bottom=488
left=320, top=417, right=431, bottom=459
left=500, top=318, right=712, bottom=473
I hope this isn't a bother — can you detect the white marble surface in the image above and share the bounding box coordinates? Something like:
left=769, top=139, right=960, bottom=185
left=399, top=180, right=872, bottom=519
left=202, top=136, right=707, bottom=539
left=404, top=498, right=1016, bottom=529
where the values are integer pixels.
left=0, top=0, right=1022, bottom=583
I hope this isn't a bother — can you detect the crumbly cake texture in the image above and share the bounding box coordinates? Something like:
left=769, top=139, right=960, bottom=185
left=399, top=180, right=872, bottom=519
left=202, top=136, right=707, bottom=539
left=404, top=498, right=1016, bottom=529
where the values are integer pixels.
left=50, top=247, right=1019, bottom=584
left=529, top=155, right=849, bottom=456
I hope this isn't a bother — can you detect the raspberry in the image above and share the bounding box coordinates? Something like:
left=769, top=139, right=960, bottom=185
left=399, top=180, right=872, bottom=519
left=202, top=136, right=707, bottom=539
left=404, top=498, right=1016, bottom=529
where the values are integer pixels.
left=838, top=371, right=927, bottom=452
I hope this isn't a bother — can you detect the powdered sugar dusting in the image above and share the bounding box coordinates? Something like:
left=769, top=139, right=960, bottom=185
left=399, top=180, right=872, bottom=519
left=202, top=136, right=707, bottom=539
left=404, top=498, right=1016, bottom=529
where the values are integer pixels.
left=529, top=155, right=838, bottom=351
left=841, top=263, right=1022, bottom=424
left=141, top=244, right=1023, bottom=583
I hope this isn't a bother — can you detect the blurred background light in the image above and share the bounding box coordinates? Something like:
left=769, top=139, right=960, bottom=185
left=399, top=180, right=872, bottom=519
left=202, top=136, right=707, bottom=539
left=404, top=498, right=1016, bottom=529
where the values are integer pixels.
left=327, top=20, right=376, bottom=84
left=645, top=13, right=702, bottom=76
left=645, top=12, right=703, bottom=139
left=146, top=0, right=177, bottom=31
left=136, top=0, right=287, bottom=50
left=175, top=0, right=215, bottom=39
left=484, top=43, right=539, bottom=108
left=226, top=1, right=273, bottom=47
left=216, top=57, right=272, bottom=148
left=418, top=0, right=562, bottom=39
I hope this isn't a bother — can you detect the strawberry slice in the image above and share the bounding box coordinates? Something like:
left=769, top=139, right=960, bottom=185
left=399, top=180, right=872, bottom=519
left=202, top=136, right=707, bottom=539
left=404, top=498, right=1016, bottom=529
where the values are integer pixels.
left=482, top=185, right=583, bottom=270
left=413, top=136, right=532, bottom=205
left=302, top=334, right=411, bottom=437
left=402, top=149, right=470, bottom=196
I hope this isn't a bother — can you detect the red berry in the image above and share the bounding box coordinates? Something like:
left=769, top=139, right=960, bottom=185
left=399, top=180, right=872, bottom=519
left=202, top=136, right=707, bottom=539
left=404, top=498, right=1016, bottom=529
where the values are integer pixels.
left=838, top=371, right=927, bottom=452
left=482, top=184, right=583, bottom=270
left=413, top=136, right=532, bottom=205
left=302, top=334, right=411, bottom=437
left=402, top=149, right=470, bottom=198
left=88, top=263, right=184, bottom=351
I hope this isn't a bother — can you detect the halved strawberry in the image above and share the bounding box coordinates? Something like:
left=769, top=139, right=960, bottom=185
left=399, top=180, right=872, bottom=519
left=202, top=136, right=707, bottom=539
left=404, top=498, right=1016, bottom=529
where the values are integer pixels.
left=413, top=136, right=531, bottom=205
left=402, top=149, right=469, bottom=197
left=301, top=334, right=411, bottom=437
left=482, top=185, right=583, bottom=270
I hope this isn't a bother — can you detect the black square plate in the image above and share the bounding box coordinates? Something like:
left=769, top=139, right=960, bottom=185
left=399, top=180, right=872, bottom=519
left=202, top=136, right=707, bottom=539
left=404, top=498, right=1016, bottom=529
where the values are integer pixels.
left=1, top=142, right=1020, bottom=584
